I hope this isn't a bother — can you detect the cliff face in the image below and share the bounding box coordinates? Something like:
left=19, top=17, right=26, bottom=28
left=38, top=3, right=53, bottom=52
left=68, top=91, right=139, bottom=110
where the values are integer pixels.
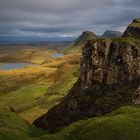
left=81, top=39, right=140, bottom=86
left=34, top=39, right=140, bottom=132
left=123, top=18, right=140, bottom=38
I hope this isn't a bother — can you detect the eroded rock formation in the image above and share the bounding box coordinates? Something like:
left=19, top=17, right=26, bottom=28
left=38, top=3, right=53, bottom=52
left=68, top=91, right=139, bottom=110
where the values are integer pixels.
left=81, top=39, right=140, bottom=86
left=34, top=39, right=140, bottom=132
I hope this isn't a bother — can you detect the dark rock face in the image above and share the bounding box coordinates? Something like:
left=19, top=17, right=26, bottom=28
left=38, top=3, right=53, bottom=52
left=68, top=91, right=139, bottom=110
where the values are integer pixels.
left=81, top=40, right=140, bottom=86
left=33, top=39, right=140, bottom=132
left=102, top=30, right=122, bottom=38
left=123, top=18, right=140, bottom=38
left=74, top=31, right=98, bottom=46
left=132, top=86, right=140, bottom=105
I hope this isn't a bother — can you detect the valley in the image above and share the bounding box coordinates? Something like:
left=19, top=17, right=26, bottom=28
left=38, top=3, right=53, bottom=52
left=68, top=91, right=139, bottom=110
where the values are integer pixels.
left=0, top=18, right=140, bottom=140
left=0, top=44, right=80, bottom=124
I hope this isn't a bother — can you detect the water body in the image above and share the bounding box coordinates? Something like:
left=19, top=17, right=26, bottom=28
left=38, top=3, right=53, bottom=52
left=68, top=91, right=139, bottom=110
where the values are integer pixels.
left=52, top=53, right=64, bottom=58
left=0, top=63, right=38, bottom=70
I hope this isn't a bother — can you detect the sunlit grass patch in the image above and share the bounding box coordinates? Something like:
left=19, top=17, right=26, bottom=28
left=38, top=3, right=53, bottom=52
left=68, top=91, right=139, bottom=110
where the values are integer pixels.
left=19, top=106, right=48, bottom=123
left=0, top=84, right=50, bottom=112
left=0, top=65, right=56, bottom=94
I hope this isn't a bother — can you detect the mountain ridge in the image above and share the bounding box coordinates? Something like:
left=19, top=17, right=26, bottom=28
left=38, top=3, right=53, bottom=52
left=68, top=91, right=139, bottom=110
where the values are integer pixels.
left=123, top=18, right=140, bottom=38
left=74, top=31, right=98, bottom=46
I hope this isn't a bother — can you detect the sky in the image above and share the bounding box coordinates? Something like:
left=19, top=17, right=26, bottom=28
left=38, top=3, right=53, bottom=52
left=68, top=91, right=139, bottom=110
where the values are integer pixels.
left=0, top=0, right=140, bottom=38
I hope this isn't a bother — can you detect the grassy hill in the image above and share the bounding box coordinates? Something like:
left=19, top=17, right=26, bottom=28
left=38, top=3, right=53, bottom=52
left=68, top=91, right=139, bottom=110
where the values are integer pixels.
left=0, top=105, right=45, bottom=140
left=1, top=105, right=140, bottom=140
left=123, top=18, right=140, bottom=39
left=57, top=106, right=140, bottom=140
left=64, top=31, right=98, bottom=54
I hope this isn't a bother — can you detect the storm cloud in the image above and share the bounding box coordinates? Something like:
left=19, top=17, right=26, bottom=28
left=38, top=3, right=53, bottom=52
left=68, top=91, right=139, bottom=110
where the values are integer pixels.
left=0, top=0, right=140, bottom=37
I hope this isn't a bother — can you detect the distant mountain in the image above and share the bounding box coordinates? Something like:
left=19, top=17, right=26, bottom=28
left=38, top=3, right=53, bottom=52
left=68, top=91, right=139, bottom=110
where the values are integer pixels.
left=64, top=31, right=98, bottom=53
left=74, top=31, right=98, bottom=46
left=123, top=18, right=140, bottom=38
left=0, top=36, right=75, bottom=45
left=102, top=30, right=123, bottom=38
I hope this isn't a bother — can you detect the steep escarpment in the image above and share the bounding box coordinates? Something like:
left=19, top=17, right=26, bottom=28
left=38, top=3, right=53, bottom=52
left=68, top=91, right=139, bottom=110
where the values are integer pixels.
left=81, top=39, right=140, bottom=85
left=123, top=18, right=140, bottom=38
left=34, top=38, right=140, bottom=132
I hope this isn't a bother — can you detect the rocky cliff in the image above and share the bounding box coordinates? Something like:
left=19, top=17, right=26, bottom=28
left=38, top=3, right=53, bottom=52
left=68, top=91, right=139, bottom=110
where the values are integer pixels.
left=81, top=39, right=140, bottom=85
left=34, top=38, right=140, bottom=132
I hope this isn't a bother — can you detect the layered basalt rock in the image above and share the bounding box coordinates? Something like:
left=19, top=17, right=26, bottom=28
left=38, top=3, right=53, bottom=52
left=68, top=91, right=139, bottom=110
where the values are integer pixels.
left=81, top=39, right=140, bottom=86
left=33, top=39, right=140, bottom=132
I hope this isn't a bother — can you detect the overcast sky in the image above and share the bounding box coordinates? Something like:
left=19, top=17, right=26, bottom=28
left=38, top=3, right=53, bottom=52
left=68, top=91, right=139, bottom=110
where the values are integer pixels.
left=0, top=0, right=140, bottom=38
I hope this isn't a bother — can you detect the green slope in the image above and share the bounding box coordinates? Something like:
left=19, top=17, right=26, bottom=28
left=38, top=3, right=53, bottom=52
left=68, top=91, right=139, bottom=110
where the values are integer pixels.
left=123, top=18, right=140, bottom=39
left=1, top=105, right=140, bottom=140
left=64, top=31, right=98, bottom=54
left=0, top=84, right=50, bottom=112
left=0, top=105, right=44, bottom=140
left=57, top=106, right=140, bottom=140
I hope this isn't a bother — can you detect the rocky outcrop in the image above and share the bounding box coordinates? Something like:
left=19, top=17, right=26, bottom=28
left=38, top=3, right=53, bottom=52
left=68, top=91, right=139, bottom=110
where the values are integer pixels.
left=74, top=31, right=98, bottom=46
left=123, top=18, right=140, bottom=38
left=102, top=30, right=122, bottom=38
left=81, top=39, right=140, bottom=85
left=132, top=86, right=140, bottom=105
left=34, top=38, right=140, bottom=132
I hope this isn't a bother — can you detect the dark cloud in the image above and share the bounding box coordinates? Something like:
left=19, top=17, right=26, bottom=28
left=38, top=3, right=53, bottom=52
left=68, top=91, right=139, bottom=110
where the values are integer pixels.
left=0, top=0, right=139, bottom=37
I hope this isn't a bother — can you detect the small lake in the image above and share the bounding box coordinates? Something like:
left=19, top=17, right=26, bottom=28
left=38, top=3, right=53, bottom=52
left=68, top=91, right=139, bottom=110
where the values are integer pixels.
left=52, top=53, right=64, bottom=58
left=0, top=63, right=38, bottom=70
